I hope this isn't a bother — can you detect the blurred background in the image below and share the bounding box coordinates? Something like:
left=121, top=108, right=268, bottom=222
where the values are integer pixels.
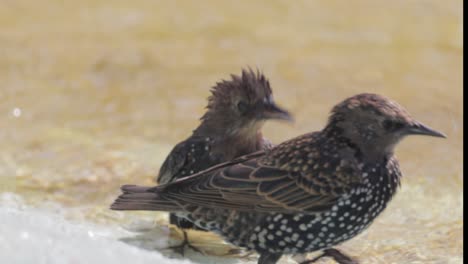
left=0, top=0, right=462, bottom=263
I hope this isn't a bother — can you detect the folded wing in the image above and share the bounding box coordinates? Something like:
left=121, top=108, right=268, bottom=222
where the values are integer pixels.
left=159, top=152, right=361, bottom=214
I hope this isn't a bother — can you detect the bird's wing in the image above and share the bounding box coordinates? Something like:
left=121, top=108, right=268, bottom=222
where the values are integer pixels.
left=156, top=141, right=190, bottom=184
left=157, top=134, right=274, bottom=185
left=159, top=146, right=362, bottom=214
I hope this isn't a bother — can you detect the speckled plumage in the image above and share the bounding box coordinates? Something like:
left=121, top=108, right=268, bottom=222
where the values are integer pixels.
left=156, top=68, right=291, bottom=232
left=113, top=93, right=445, bottom=264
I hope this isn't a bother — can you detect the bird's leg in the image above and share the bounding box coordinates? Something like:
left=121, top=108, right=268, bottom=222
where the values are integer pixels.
left=299, top=252, right=327, bottom=264
left=258, top=252, right=282, bottom=264
left=323, top=249, right=358, bottom=264
left=165, top=230, right=204, bottom=256
left=299, top=248, right=358, bottom=264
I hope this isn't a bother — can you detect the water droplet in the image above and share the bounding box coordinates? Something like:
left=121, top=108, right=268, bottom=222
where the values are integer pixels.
left=12, top=108, right=21, bottom=117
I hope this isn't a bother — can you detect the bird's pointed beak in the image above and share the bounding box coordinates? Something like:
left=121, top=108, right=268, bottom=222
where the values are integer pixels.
left=406, top=121, right=446, bottom=138
left=261, top=102, right=294, bottom=123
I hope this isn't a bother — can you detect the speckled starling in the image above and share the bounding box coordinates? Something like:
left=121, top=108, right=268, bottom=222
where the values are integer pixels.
left=156, top=68, right=292, bottom=253
left=112, top=93, right=445, bottom=264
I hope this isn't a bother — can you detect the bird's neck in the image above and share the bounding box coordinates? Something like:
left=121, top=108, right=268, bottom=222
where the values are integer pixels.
left=359, top=145, right=394, bottom=162
left=194, top=118, right=265, bottom=159
left=323, top=124, right=393, bottom=163
left=194, top=113, right=233, bottom=136
left=221, top=130, right=265, bottom=153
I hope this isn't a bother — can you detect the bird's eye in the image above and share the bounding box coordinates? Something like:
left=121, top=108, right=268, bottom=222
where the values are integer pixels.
left=382, top=120, right=393, bottom=130
left=383, top=120, right=405, bottom=131
left=237, top=101, right=248, bottom=113
left=393, top=122, right=405, bottom=130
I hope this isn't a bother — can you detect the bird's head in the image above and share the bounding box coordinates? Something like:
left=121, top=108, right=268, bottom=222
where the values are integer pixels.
left=199, top=68, right=292, bottom=137
left=326, top=93, right=445, bottom=158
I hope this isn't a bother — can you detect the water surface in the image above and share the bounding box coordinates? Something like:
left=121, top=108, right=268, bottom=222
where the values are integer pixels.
left=0, top=1, right=462, bottom=263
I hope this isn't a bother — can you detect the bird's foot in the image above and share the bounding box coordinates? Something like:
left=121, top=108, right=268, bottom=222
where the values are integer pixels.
left=165, top=231, right=204, bottom=256
left=300, top=248, right=358, bottom=264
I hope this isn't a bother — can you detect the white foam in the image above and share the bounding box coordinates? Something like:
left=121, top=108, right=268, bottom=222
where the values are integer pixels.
left=0, top=193, right=192, bottom=264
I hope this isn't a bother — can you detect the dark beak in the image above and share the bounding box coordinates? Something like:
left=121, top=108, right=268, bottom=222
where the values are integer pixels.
left=261, top=102, right=294, bottom=122
left=406, top=122, right=446, bottom=138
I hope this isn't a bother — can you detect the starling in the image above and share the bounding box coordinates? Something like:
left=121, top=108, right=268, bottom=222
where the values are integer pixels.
left=156, top=68, right=292, bottom=253
left=112, top=93, right=445, bottom=264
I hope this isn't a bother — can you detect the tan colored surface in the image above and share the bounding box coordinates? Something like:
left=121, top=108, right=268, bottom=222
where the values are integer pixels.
left=0, top=0, right=462, bottom=263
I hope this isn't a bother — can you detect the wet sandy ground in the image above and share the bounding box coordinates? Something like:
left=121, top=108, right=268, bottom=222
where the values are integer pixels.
left=0, top=1, right=462, bottom=263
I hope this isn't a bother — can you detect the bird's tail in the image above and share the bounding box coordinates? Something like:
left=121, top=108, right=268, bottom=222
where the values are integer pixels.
left=110, top=185, right=181, bottom=212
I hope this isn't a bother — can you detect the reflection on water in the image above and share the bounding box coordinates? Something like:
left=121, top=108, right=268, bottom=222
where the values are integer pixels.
left=0, top=0, right=462, bottom=263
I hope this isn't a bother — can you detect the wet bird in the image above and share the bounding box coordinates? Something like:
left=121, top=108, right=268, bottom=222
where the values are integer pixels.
left=112, top=93, right=445, bottom=264
left=156, top=68, right=292, bottom=254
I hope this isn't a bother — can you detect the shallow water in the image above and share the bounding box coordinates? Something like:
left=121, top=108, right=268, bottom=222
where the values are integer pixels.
left=0, top=0, right=463, bottom=263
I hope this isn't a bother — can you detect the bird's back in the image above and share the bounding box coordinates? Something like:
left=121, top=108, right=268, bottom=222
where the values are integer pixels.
left=157, top=136, right=219, bottom=185
left=157, top=135, right=273, bottom=184
left=156, top=133, right=273, bottom=230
